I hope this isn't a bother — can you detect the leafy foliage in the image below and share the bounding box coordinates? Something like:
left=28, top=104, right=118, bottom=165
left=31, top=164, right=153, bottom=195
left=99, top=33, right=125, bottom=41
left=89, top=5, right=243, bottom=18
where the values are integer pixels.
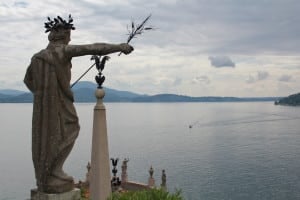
left=80, top=187, right=90, bottom=200
left=108, top=188, right=184, bottom=200
left=44, top=14, right=75, bottom=33
left=276, top=93, right=300, bottom=106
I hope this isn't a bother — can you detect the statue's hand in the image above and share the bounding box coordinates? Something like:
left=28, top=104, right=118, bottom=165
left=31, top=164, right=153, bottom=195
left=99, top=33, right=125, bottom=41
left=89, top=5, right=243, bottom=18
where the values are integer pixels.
left=120, top=43, right=134, bottom=55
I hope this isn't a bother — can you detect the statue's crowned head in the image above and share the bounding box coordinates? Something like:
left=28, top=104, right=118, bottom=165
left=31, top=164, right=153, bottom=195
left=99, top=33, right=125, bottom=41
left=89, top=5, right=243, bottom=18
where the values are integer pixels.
left=45, top=15, right=75, bottom=43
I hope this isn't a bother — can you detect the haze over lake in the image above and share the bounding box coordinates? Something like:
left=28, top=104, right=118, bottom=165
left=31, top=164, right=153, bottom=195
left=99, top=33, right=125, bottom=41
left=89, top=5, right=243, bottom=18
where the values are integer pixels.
left=0, top=102, right=299, bottom=200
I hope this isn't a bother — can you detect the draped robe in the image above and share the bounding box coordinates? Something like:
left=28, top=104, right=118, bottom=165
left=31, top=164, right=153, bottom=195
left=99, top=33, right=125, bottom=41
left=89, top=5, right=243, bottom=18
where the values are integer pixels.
left=24, top=41, right=131, bottom=193
left=24, top=46, right=80, bottom=191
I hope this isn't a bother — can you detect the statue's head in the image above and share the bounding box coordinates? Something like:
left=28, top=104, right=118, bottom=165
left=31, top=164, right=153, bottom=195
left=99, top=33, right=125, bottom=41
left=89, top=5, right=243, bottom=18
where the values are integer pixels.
left=45, top=15, right=75, bottom=44
left=48, top=29, right=71, bottom=44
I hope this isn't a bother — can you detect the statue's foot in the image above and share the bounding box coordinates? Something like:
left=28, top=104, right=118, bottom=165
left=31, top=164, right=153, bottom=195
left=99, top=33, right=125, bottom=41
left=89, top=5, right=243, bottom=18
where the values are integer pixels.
left=41, top=175, right=74, bottom=193
left=51, top=170, right=73, bottom=182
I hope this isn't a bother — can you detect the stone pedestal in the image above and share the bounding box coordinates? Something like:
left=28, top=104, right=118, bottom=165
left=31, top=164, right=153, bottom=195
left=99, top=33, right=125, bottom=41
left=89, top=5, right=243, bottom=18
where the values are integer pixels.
left=90, top=89, right=111, bottom=200
left=121, top=171, right=128, bottom=183
left=148, top=177, right=155, bottom=188
left=31, top=188, right=80, bottom=200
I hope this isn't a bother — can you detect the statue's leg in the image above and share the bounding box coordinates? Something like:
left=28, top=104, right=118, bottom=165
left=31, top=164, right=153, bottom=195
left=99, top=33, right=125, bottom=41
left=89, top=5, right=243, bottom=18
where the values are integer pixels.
left=42, top=143, right=76, bottom=193
left=51, top=102, right=80, bottom=182
left=51, top=142, right=75, bottom=181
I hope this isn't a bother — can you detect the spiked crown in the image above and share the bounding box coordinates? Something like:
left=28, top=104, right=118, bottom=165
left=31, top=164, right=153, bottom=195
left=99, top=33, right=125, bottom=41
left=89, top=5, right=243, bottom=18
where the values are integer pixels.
left=44, top=14, right=75, bottom=33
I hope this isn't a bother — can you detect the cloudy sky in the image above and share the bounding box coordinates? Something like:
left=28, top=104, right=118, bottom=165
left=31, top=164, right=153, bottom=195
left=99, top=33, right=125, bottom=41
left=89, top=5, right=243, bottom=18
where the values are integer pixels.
left=0, top=0, right=299, bottom=97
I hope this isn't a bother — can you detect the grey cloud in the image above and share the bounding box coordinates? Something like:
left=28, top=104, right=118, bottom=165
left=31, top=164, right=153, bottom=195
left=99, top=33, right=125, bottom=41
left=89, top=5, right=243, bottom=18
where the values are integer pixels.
left=246, top=71, right=269, bottom=84
left=1, top=0, right=300, bottom=95
left=13, top=1, right=28, bottom=8
left=278, top=74, right=292, bottom=82
left=173, top=77, right=182, bottom=86
left=208, top=56, right=235, bottom=68
left=0, top=3, right=8, bottom=8
left=257, top=71, right=269, bottom=81
left=0, top=80, right=5, bottom=86
left=192, top=76, right=210, bottom=84
left=246, top=75, right=255, bottom=84
left=1, top=0, right=300, bottom=56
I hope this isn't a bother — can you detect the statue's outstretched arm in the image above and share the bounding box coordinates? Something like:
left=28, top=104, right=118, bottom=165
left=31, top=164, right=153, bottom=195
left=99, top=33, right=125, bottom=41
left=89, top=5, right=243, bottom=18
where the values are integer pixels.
left=65, top=43, right=133, bottom=58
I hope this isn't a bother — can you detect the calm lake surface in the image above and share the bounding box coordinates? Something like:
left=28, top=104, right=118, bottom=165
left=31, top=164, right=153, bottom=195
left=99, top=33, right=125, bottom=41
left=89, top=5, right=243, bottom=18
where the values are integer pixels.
left=0, top=102, right=299, bottom=200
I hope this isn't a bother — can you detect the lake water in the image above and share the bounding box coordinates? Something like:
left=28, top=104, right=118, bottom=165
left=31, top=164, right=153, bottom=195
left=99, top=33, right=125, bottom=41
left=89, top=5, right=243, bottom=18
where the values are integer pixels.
left=0, top=102, right=299, bottom=200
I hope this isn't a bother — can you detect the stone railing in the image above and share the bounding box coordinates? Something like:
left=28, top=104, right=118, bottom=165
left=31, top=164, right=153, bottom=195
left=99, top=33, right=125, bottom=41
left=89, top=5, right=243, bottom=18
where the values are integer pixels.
left=79, top=159, right=167, bottom=192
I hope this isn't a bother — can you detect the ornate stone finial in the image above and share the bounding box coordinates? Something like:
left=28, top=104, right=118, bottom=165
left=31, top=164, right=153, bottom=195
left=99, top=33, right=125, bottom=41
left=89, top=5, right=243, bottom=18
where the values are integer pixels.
left=161, top=169, right=167, bottom=190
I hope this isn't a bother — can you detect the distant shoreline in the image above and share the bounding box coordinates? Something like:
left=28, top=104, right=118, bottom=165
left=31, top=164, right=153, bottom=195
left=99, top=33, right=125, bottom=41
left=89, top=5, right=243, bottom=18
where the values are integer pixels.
left=0, top=81, right=282, bottom=103
left=0, top=94, right=280, bottom=103
left=274, top=93, right=300, bottom=106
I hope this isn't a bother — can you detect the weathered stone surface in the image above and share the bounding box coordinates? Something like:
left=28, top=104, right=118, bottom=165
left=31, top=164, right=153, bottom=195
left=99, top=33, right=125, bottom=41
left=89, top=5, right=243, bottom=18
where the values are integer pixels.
left=31, top=188, right=80, bottom=200
left=24, top=15, right=133, bottom=194
left=42, top=176, right=74, bottom=194
left=148, top=166, right=155, bottom=187
left=121, top=158, right=129, bottom=182
left=90, top=88, right=111, bottom=200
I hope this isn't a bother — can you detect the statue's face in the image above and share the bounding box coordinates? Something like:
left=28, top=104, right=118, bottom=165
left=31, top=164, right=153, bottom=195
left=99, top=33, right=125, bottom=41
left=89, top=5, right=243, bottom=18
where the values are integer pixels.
left=48, top=29, right=71, bottom=44
left=63, top=31, right=71, bottom=44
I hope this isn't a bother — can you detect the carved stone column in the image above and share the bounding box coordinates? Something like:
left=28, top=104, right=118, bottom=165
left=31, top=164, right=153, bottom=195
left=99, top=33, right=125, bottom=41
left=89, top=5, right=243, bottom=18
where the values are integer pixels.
left=90, top=89, right=111, bottom=200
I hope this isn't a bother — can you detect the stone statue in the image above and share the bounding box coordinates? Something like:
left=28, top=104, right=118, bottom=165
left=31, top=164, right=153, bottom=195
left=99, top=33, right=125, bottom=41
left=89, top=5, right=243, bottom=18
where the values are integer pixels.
left=149, top=166, right=154, bottom=178
left=121, top=158, right=129, bottom=182
left=148, top=166, right=155, bottom=187
left=24, top=15, right=133, bottom=193
left=161, top=169, right=167, bottom=189
left=121, top=158, right=129, bottom=172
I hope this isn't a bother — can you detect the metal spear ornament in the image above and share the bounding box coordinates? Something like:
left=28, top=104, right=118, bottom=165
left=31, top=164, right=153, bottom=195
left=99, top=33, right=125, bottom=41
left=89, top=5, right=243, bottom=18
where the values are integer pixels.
left=71, top=14, right=154, bottom=88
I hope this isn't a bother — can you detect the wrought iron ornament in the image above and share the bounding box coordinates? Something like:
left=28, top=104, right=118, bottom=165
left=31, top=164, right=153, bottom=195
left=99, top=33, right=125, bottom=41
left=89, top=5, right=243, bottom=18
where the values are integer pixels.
left=110, top=158, right=121, bottom=188
left=92, top=55, right=110, bottom=88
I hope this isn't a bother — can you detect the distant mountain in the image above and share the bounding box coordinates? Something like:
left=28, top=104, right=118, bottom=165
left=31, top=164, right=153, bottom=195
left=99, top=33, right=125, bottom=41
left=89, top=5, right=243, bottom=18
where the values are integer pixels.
left=0, top=93, right=33, bottom=103
left=0, top=93, right=13, bottom=99
left=133, top=94, right=278, bottom=102
left=0, top=89, right=31, bottom=102
left=72, top=81, right=143, bottom=102
left=275, top=93, right=300, bottom=106
left=0, top=89, right=26, bottom=96
left=72, top=81, right=97, bottom=90
left=0, top=81, right=279, bottom=103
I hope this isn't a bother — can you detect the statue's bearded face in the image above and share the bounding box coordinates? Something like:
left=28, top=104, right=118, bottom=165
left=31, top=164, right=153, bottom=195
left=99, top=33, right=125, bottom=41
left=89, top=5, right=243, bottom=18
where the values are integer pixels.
left=48, top=28, right=71, bottom=44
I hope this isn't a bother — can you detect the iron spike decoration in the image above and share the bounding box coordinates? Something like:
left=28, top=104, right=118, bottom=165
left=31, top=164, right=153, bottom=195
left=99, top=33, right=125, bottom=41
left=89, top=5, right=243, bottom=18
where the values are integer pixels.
left=118, top=14, right=154, bottom=56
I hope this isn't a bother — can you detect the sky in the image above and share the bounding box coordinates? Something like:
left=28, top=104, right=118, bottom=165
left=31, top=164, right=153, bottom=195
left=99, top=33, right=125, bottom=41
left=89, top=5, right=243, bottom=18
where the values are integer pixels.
left=0, top=0, right=299, bottom=97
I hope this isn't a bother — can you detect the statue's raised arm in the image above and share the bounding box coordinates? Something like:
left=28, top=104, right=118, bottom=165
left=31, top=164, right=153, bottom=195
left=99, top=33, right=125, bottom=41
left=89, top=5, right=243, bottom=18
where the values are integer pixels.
left=65, top=43, right=133, bottom=58
left=24, top=15, right=133, bottom=194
